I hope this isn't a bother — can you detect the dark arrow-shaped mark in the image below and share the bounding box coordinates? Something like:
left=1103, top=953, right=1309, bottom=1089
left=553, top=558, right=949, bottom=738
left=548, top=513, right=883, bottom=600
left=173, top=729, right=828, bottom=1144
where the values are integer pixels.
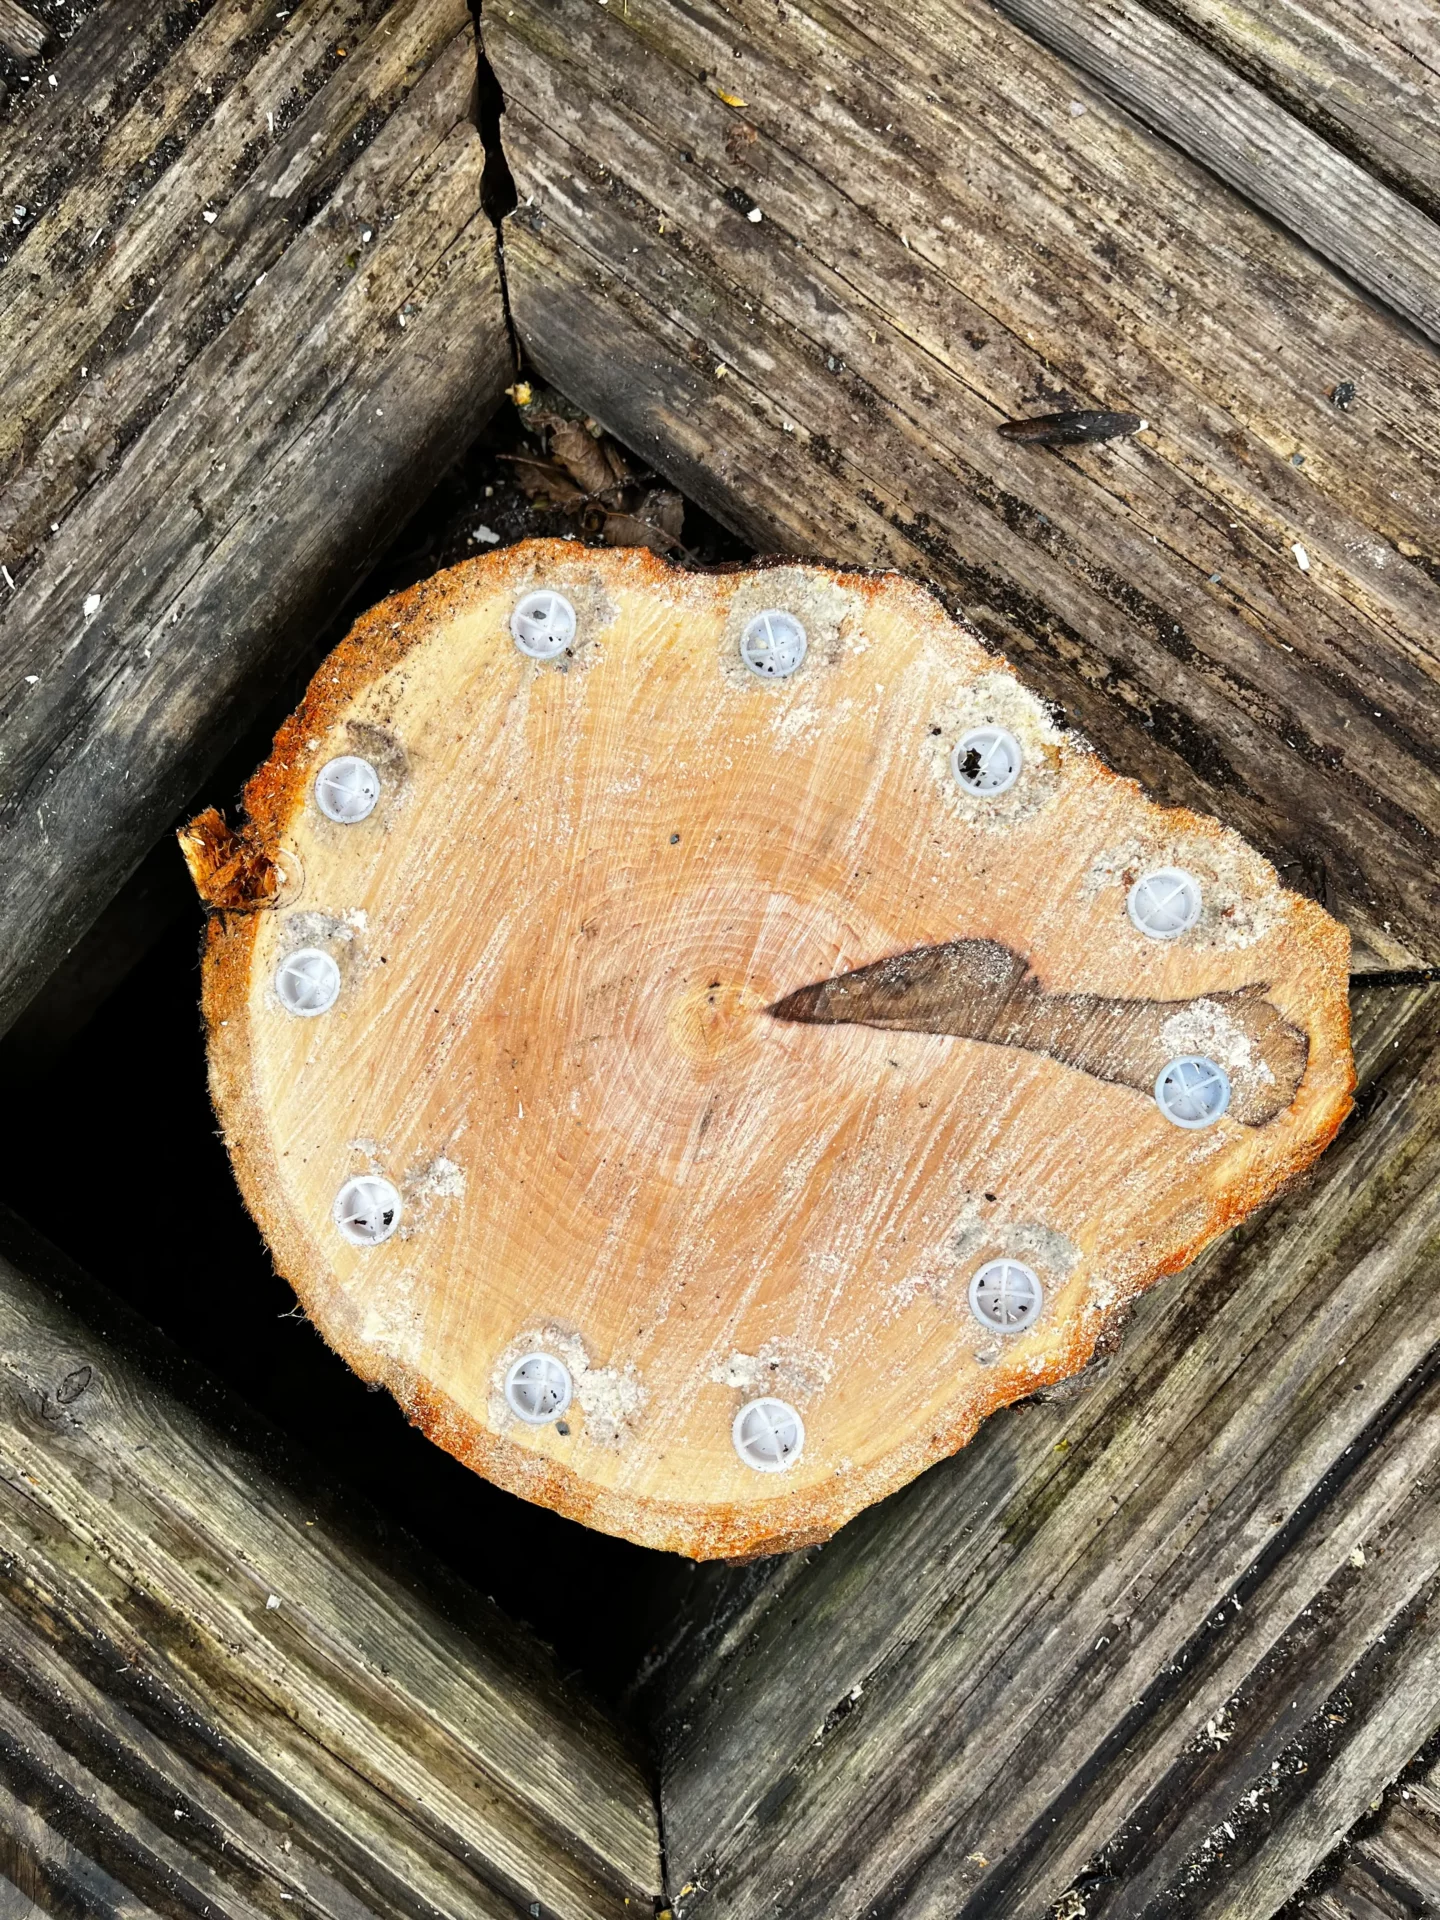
left=769, top=939, right=1308, bottom=1126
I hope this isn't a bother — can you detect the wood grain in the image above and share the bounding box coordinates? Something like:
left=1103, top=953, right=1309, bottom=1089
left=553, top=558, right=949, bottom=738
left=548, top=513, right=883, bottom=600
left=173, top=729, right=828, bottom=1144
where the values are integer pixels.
left=1131, top=0, right=1440, bottom=221
left=191, top=541, right=1350, bottom=1559
left=0, top=0, right=47, bottom=59
left=639, top=976, right=1440, bottom=1918
left=485, top=0, right=1440, bottom=971
left=984, top=0, right=1440, bottom=343
left=0, top=1210, right=661, bottom=1918
left=1298, top=1752, right=1440, bottom=1918
left=0, top=0, right=513, bottom=1041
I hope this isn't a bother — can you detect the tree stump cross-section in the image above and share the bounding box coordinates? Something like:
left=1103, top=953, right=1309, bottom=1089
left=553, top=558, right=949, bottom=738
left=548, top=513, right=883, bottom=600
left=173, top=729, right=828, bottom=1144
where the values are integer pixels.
left=186, top=542, right=1352, bottom=1558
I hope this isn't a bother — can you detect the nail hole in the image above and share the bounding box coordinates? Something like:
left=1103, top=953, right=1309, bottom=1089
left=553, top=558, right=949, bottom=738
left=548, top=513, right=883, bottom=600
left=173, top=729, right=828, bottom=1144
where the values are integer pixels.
left=333, top=1175, right=401, bottom=1245
left=1155, top=1056, right=1232, bottom=1127
left=511, top=588, right=577, bottom=659
left=740, top=608, right=807, bottom=678
left=1128, top=867, right=1202, bottom=939
left=951, top=725, right=1022, bottom=795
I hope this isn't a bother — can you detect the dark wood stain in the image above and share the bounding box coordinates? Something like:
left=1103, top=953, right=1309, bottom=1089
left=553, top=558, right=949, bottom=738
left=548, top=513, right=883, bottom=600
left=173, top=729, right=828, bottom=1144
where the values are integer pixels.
left=771, top=938, right=1307, bottom=1124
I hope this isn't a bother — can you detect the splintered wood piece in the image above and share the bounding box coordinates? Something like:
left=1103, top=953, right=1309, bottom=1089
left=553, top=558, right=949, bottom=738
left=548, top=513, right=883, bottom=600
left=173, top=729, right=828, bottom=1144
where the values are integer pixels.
left=189, top=542, right=1353, bottom=1559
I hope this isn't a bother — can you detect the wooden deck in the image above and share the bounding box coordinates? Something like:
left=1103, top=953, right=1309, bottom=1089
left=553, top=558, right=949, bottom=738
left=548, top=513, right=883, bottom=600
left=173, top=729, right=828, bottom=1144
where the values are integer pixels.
left=2, top=0, right=1439, bottom=1912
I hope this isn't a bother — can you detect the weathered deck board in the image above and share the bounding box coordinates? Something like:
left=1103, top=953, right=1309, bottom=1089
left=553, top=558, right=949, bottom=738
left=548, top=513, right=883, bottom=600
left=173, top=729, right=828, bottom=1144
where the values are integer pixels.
left=0, top=1210, right=662, bottom=1917
left=1297, top=1749, right=1440, bottom=1919
left=1126, top=0, right=1440, bottom=222
left=635, top=978, right=1440, bottom=1918
left=0, top=0, right=46, bottom=61
left=984, top=0, right=1440, bottom=342
left=486, top=0, right=1440, bottom=971
left=0, top=0, right=513, bottom=1039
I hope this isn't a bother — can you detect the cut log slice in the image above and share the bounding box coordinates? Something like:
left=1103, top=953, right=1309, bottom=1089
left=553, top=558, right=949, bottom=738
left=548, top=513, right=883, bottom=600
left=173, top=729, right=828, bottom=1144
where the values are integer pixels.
left=187, top=541, right=1353, bottom=1558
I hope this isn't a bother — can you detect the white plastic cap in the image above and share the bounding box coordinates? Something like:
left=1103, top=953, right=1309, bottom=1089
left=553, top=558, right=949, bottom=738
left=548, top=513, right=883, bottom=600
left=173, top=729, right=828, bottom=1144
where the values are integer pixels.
left=333, top=1175, right=401, bottom=1245
left=274, top=947, right=340, bottom=1016
left=511, top=588, right=577, bottom=659
left=1128, top=867, right=1202, bottom=939
left=951, top=726, right=1023, bottom=795
left=505, top=1352, right=574, bottom=1424
left=732, top=1397, right=805, bottom=1472
left=968, top=1258, right=1044, bottom=1333
left=740, top=609, right=808, bottom=678
left=1155, top=1056, right=1232, bottom=1128
left=314, top=755, right=381, bottom=824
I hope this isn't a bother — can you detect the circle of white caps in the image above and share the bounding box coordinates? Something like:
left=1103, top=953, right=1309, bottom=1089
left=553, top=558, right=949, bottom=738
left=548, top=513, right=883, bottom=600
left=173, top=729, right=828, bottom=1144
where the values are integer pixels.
left=1154, top=1055, right=1232, bottom=1128
left=968, top=1258, right=1044, bottom=1333
left=951, top=725, right=1023, bottom=795
left=732, top=1396, right=805, bottom=1472
left=333, top=1175, right=401, bottom=1245
left=274, top=947, right=341, bottom=1017
left=314, top=755, right=381, bottom=824
left=740, top=608, right=808, bottom=678
left=1128, top=867, right=1202, bottom=939
left=505, top=1353, right=574, bottom=1424
left=511, top=588, right=578, bottom=659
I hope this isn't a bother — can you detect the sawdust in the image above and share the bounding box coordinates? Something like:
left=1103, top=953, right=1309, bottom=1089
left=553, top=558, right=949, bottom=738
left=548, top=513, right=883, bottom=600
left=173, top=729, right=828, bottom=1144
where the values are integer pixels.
left=357, top=1265, right=425, bottom=1367
left=719, top=565, right=859, bottom=691
left=712, top=1338, right=834, bottom=1401
left=1161, top=998, right=1274, bottom=1098
left=400, top=1155, right=467, bottom=1229
left=490, top=1325, right=647, bottom=1447
left=923, top=671, right=1069, bottom=829
left=1082, top=833, right=1281, bottom=949
left=948, top=1197, right=1081, bottom=1285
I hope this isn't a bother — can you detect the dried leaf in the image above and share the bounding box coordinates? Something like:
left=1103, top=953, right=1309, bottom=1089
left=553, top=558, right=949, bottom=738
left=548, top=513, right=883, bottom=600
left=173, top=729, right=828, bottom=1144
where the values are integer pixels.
left=600, top=511, right=678, bottom=554
left=500, top=453, right=588, bottom=509
left=600, top=436, right=635, bottom=488
left=644, top=489, right=685, bottom=540
left=548, top=418, right=621, bottom=498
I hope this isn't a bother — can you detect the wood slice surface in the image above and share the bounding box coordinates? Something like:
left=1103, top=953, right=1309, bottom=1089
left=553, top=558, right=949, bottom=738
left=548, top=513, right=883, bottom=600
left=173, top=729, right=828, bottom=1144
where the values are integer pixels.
left=187, top=542, right=1353, bottom=1559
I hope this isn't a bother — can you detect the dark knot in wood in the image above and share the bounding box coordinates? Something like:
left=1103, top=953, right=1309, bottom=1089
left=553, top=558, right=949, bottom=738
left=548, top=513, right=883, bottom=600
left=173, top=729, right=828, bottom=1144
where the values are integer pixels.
left=770, top=938, right=1308, bottom=1125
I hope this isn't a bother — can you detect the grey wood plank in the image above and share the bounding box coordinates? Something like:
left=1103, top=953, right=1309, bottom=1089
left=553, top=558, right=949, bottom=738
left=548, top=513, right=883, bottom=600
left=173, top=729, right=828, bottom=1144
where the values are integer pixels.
left=0, top=1771, right=161, bottom=1920
left=0, top=0, right=514, bottom=1039
left=984, top=0, right=1440, bottom=344
left=640, top=978, right=1440, bottom=1918
left=1296, top=1758, right=1440, bottom=1919
left=487, top=0, right=1440, bottom=971
left=0, top=1213, right=662, bottom=1916
left=0, top=0, right=46, bottom=60
left=1356, top=1800, right=1440, bottom=1908
left=1126, top=0, right=1440, bottom=221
